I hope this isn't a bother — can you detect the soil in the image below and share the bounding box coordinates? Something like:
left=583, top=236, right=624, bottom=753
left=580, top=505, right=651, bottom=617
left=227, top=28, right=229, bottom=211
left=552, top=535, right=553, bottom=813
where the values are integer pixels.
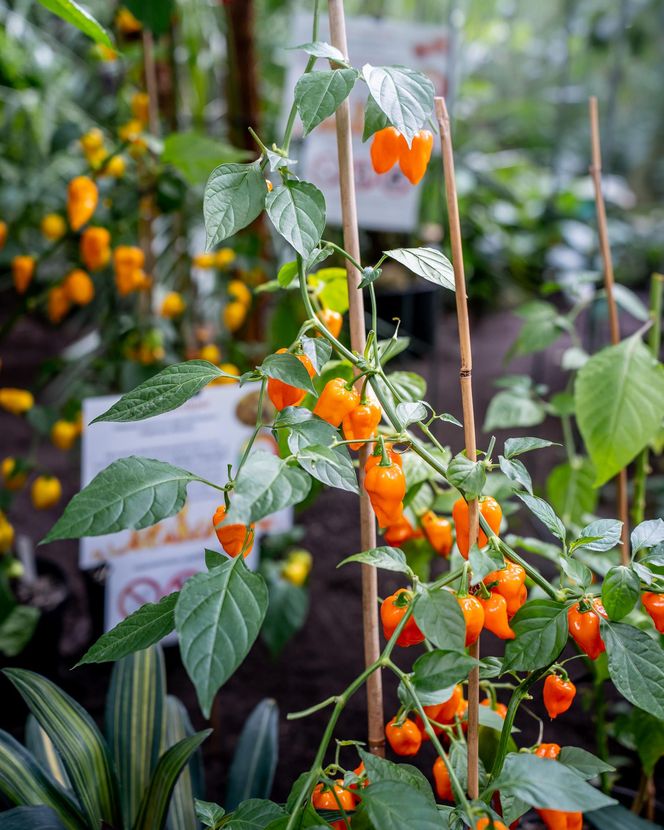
left=0, top=300, right=661, bottom=823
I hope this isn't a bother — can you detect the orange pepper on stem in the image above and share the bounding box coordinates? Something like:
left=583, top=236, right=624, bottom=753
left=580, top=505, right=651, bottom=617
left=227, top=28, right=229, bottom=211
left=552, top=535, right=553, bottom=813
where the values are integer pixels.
left=642, top=592, right=664, bottom=633
left=476, top=819, right=509, bottom=830
left=266, top=348, right=316, bottom=411
left=457, top=593, right=484, bottom=646
left=415, top=684, right=462, bottom=739
left=212, top=505, right=255, bottom=558
left=342, top=400, right=382, bottom=450
left=477, top=591, right=515, bottom=639
left=380, top=588, right=424, bottom=647
left=567, top=599, right=607, bottom=660
left=421, top=510, right=453, bottom=557
left=398, top=129, right=434, bottom=185
left=313, top=377, right=360, bottom=427
left=311, top=781, right=355, bottom=813
left=383, top=514, right=420, bottom=547
left=370, top=127, right=402, bottom=174
left=432, top=756, right=453, bottom=801
left=317, top=308, right=343, bottom=338
left=543, top=672, right=576, bottom=719
left=484, top=560, right=527, bottom=617
left=453, top=496, right=502, bottom=559
left=67, top=175, right=98, bottom=230
left=534, top=746, right=582, bottom=830
left=364, top=446, right=406, bottom=527
left=385, top=716, right=422, bottom=756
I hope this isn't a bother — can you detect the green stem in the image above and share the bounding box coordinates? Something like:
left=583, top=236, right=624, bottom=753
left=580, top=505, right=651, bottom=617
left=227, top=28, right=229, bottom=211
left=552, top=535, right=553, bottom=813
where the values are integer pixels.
left=287, top=695, right=340, bottom=721
left=232, top=378, right=267, bottom=480
left=282, top=0, right=320, bottom=152
left=324, top=239, right=364, bottom=273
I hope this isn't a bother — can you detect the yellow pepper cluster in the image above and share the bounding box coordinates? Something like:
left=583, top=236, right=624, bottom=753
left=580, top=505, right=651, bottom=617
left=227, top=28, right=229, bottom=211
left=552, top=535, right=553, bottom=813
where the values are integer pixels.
left=114, top=246, right=150, bottom=296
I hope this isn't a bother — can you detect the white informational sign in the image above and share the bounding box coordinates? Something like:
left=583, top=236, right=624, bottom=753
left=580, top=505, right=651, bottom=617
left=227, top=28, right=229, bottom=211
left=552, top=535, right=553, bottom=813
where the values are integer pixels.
left=80, top=386, right=292, bottom=632
left=281, top=14, right=449, bottom=232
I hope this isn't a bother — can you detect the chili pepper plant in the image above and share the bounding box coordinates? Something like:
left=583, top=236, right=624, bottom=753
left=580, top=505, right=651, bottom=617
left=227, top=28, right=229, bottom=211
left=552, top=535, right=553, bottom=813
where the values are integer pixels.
left=3, top=2, right=664, bottom=830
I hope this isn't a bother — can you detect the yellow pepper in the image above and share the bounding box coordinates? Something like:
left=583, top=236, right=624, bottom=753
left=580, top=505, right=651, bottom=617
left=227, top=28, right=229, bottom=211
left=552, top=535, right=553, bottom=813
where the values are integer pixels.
left=282, top=549, right=312, bottom=586
left=1, top=458, right=27, bottom=491
left=0, top=388, right=34, bottom=415
left=41, top=214, right=67, bottom=241
left=11, top=255, right=36, bottom=294
left=131, top=92, right=150, bottom=125
left=160, top=291, right=186, bottom=319
left=199, top=344, right=222, bottom=364
left=228, top=279, right=252, bottom=307
left=223, top=301, right=247, bottom=332
left=215, top=248, right=236, bottom=268
left=67, top=176, right=98, bottom=231
left=0, top=512, right=14, bottom=554
left=31, top=475, right=62, bottom=510
left=51, top=420, right=78, bottom=451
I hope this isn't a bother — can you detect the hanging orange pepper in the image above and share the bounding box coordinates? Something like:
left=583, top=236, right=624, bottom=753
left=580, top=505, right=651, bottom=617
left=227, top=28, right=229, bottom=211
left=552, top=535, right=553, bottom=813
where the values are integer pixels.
left=484, top=560, right=527, bottom=617
left=642, top=592, right=664, bottom=633
left=366, top=441, right=402, bottom=469
left=266, top=348, right=316, bottom=411
left=543, top=672, right=576, bottom=719
left=457, top=593, right=484, bottom=646
left=317, top=308, right=343, bottom=338
left=313, top=377, right=360, bottom=427
left=421, top=510, right=453, bottom=557
left=364, top=446, right=406, bottom=527
left=398, top=130, right=434, bottom=185
left=476, top=820, right=509, bottom=830
left=342, top=400, right=382, bottom=450
left=384, top=514, right=421, bottom=547
left=212, top=505, right=255, bottom=558
left=433, top=756, right=454, bottom=801
left=415, top=684, right=462, bottom=739
left=567, top=599, right=606, bottom=660
left=80, top=226, right=111, bottom=271
left=477, top=591, right=515, bottom=640
left=453, top=495, right=502, bottom=558
left=11, top=255, right=36, bottom=295
left=67, top=176, right=98, bottom=230
left=370, top=127, right=402, bottom=174
left=534, top=746, right=582, bottom=830
left=385, top=716, right=422, bottom=756
left=380, top=588, right=424, bottom=647
left=0, top=220, right=7, bottom=250
left=311, top=781, right=355, bottom=813
left=481, top=698, right=508, bottom=719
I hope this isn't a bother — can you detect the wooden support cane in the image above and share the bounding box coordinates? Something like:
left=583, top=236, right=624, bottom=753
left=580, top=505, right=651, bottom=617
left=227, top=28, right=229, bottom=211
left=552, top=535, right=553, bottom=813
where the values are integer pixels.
left=588, top=96, right=630, bottom=563
left=328, top=0, right=384, bottom=756
left=436, top=96, right=480, bottom=799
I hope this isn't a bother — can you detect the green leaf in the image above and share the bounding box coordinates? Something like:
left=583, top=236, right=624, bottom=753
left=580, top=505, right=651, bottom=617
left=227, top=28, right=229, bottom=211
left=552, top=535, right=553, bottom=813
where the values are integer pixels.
left=414, top=589, right=466, bottom=651
left=277, top=261, right=298, bottom=288
left=36, top=0, right=112, bottom=46
left=362, top=65, right=434, bottom=144
left=195, top=801, right=225, bottom=829
left=504, top=437, right=557, bottom=459
left=558, top=746, right=615, bottom=780
left=575, top=519, right=623, bottom=552
left=353, top=780, right=442, bottom=830
left=204, top=162, right=267, bottom=249
left=560, top=557, right=592, bottom=589
left=77, top=593, right=177, bottom=665
left=484, top=390, right=546, bottom=432
left=290, top=41, right=345, bottom=61
left=507, top=301, right=565, bottom=359
left=223, top=452, right=311, bottom=526
left=274, top=408, right=338, bottom=454
left=502, top=600, right=568, bottom=672
left=162, top=133, right=250, bottom=185
left=602, top=566, right=640, bottom=620
left=546, top=458, right=597, bottom=527
left=585, top=803, right=663, bottom=830
left=357, top=749, right=435, bottom=804
left=25, top=717, right=69, bottom=790
left=468, top=544, right=505, bottom=586
left=386, top=371, right=426, bottom=403
left=384, top=248, right=455, bottom=292
left=261, top=574, right=308, bottom=657
left=308, top=267, right=349, bottom=314
left=105, top=646, right=165, bottom=828
left=515, top=493, right=566, bottom=543
left=175, top=557, right=268, bottom=717
left=575, top=335, right=664, bottom=486
left=42, top=457, right=200, bottom=543
left=446, top=454, right=486, bottom=500
left=631, top=519, right=664, bottom=554
left=261, top=352, right=317, bottom=395
left=498, top=456, right=532, bottom=495
left=0, top=731, right=86, bottom=830
left=0, top=605, right=40, bottom=657
left=225, top=702, right=278, bottom=810
left=266, top=181, right=326, bottom=259
left=396, top=401, right=427, bottom=426
left=124, top=0, right=172, bottom=34
left=300, top=336, right=332, bottom=373
left=338, top=546, right=410, bottom=574
left=165, top=696, right=203, bottom=830
left=2, top=670, right=121, bottom=828
left=629, top=708, right=664, bottom=776
left=226, top=799, right=285, bottom=830
left=296, top=445, right=358, bottom=493
left=0, top=806, right=68, bottom=829
left=295, top=69, right=358, bottom=135
left=601, top=619, right=664, bottom=720
left=411, top=649, right=479, bottom=696
left=133, top=731, right=211, bottom=830
left=362, top=94, right=390, bottom=141
left=91, top=361, right=225, bottom=423
left=493, top=753, right=615, bottom=812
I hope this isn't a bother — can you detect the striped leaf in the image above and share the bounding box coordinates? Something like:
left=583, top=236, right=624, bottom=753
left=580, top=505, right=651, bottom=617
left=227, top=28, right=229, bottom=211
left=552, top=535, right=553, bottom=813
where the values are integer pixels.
left=105, top=646, right=166, bottom=828
left=0, top=805, right=67, bottom=829
left=25, top=716, right=70, bottom=790
left=225, top=699, right=278, bottom=810
left=165, top=696, right=204, bottom=830
left=3, top=670, right=122, bottom=829
left=133, top=730, right=212, bottom=830
left=0, top=731, right=85, bottom=830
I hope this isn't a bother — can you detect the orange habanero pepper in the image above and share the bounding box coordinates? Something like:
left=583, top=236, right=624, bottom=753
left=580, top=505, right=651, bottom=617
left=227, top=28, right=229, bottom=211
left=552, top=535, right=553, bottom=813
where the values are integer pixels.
left=311, top=781, right=355, bottom=813
left=385, top=716, right=422, bottom=756
left=642, top=592, right=664, bottom=633
left=212, top=505, right=255, bottom=558
left=80, top=226, right=111, bottom=271
left=313, top=377, right=360, bottom=427
left=533, top=747, right=582, bottom=830
left=484, top=560, right=527, bottom=618
left=478, top=591, right=515, bottom=640
left=453, top=496, right=502, bottom=559
left=457, top=593, right=484, bottom=646
left=481, top=698, right=508, bottom=719
left=433, top=756, right=453, bottom=801
left=384, top=514, right=420, bottom=547
left=543, top=673, right=576, bottom=719
left=67, top=176, right=98, bottom=230
left=421, top=510, right=453, bottom=557
left=370, top=127, right=402, bottom=174
left=266, top=348, right=316, bottom=411
left=342, top=400, right=382, bottom=451
left=364, top=451, right=406, bottom=527
left=415, top=684, right=462, bottom=740
left=317, top=308, right=343, bottom=339
left=398, top=129, right=434, bottom=185
left=12, top=255, right=36, bottom=294
left=476, top=820, right=509, bottom=830
left=567, top=599, right=607, bottom=660
left=380, top=588, right=424, bottom=647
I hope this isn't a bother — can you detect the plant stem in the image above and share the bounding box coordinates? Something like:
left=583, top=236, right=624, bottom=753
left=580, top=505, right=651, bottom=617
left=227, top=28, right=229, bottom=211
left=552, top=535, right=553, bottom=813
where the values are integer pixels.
left=282, top=0, right=320, bottom=152
left=323, top=239, right=364, bottom=273
left=233, top=378, right=267, bottom=480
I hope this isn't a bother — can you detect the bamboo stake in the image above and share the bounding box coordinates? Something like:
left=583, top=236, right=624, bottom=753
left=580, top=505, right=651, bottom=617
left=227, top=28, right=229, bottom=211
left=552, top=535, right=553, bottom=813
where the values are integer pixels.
left=436, top=96, right=480, bottom=799
left=328, top=0, right=384, bottom=757
left=588, top=96, right=630, bottom=562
